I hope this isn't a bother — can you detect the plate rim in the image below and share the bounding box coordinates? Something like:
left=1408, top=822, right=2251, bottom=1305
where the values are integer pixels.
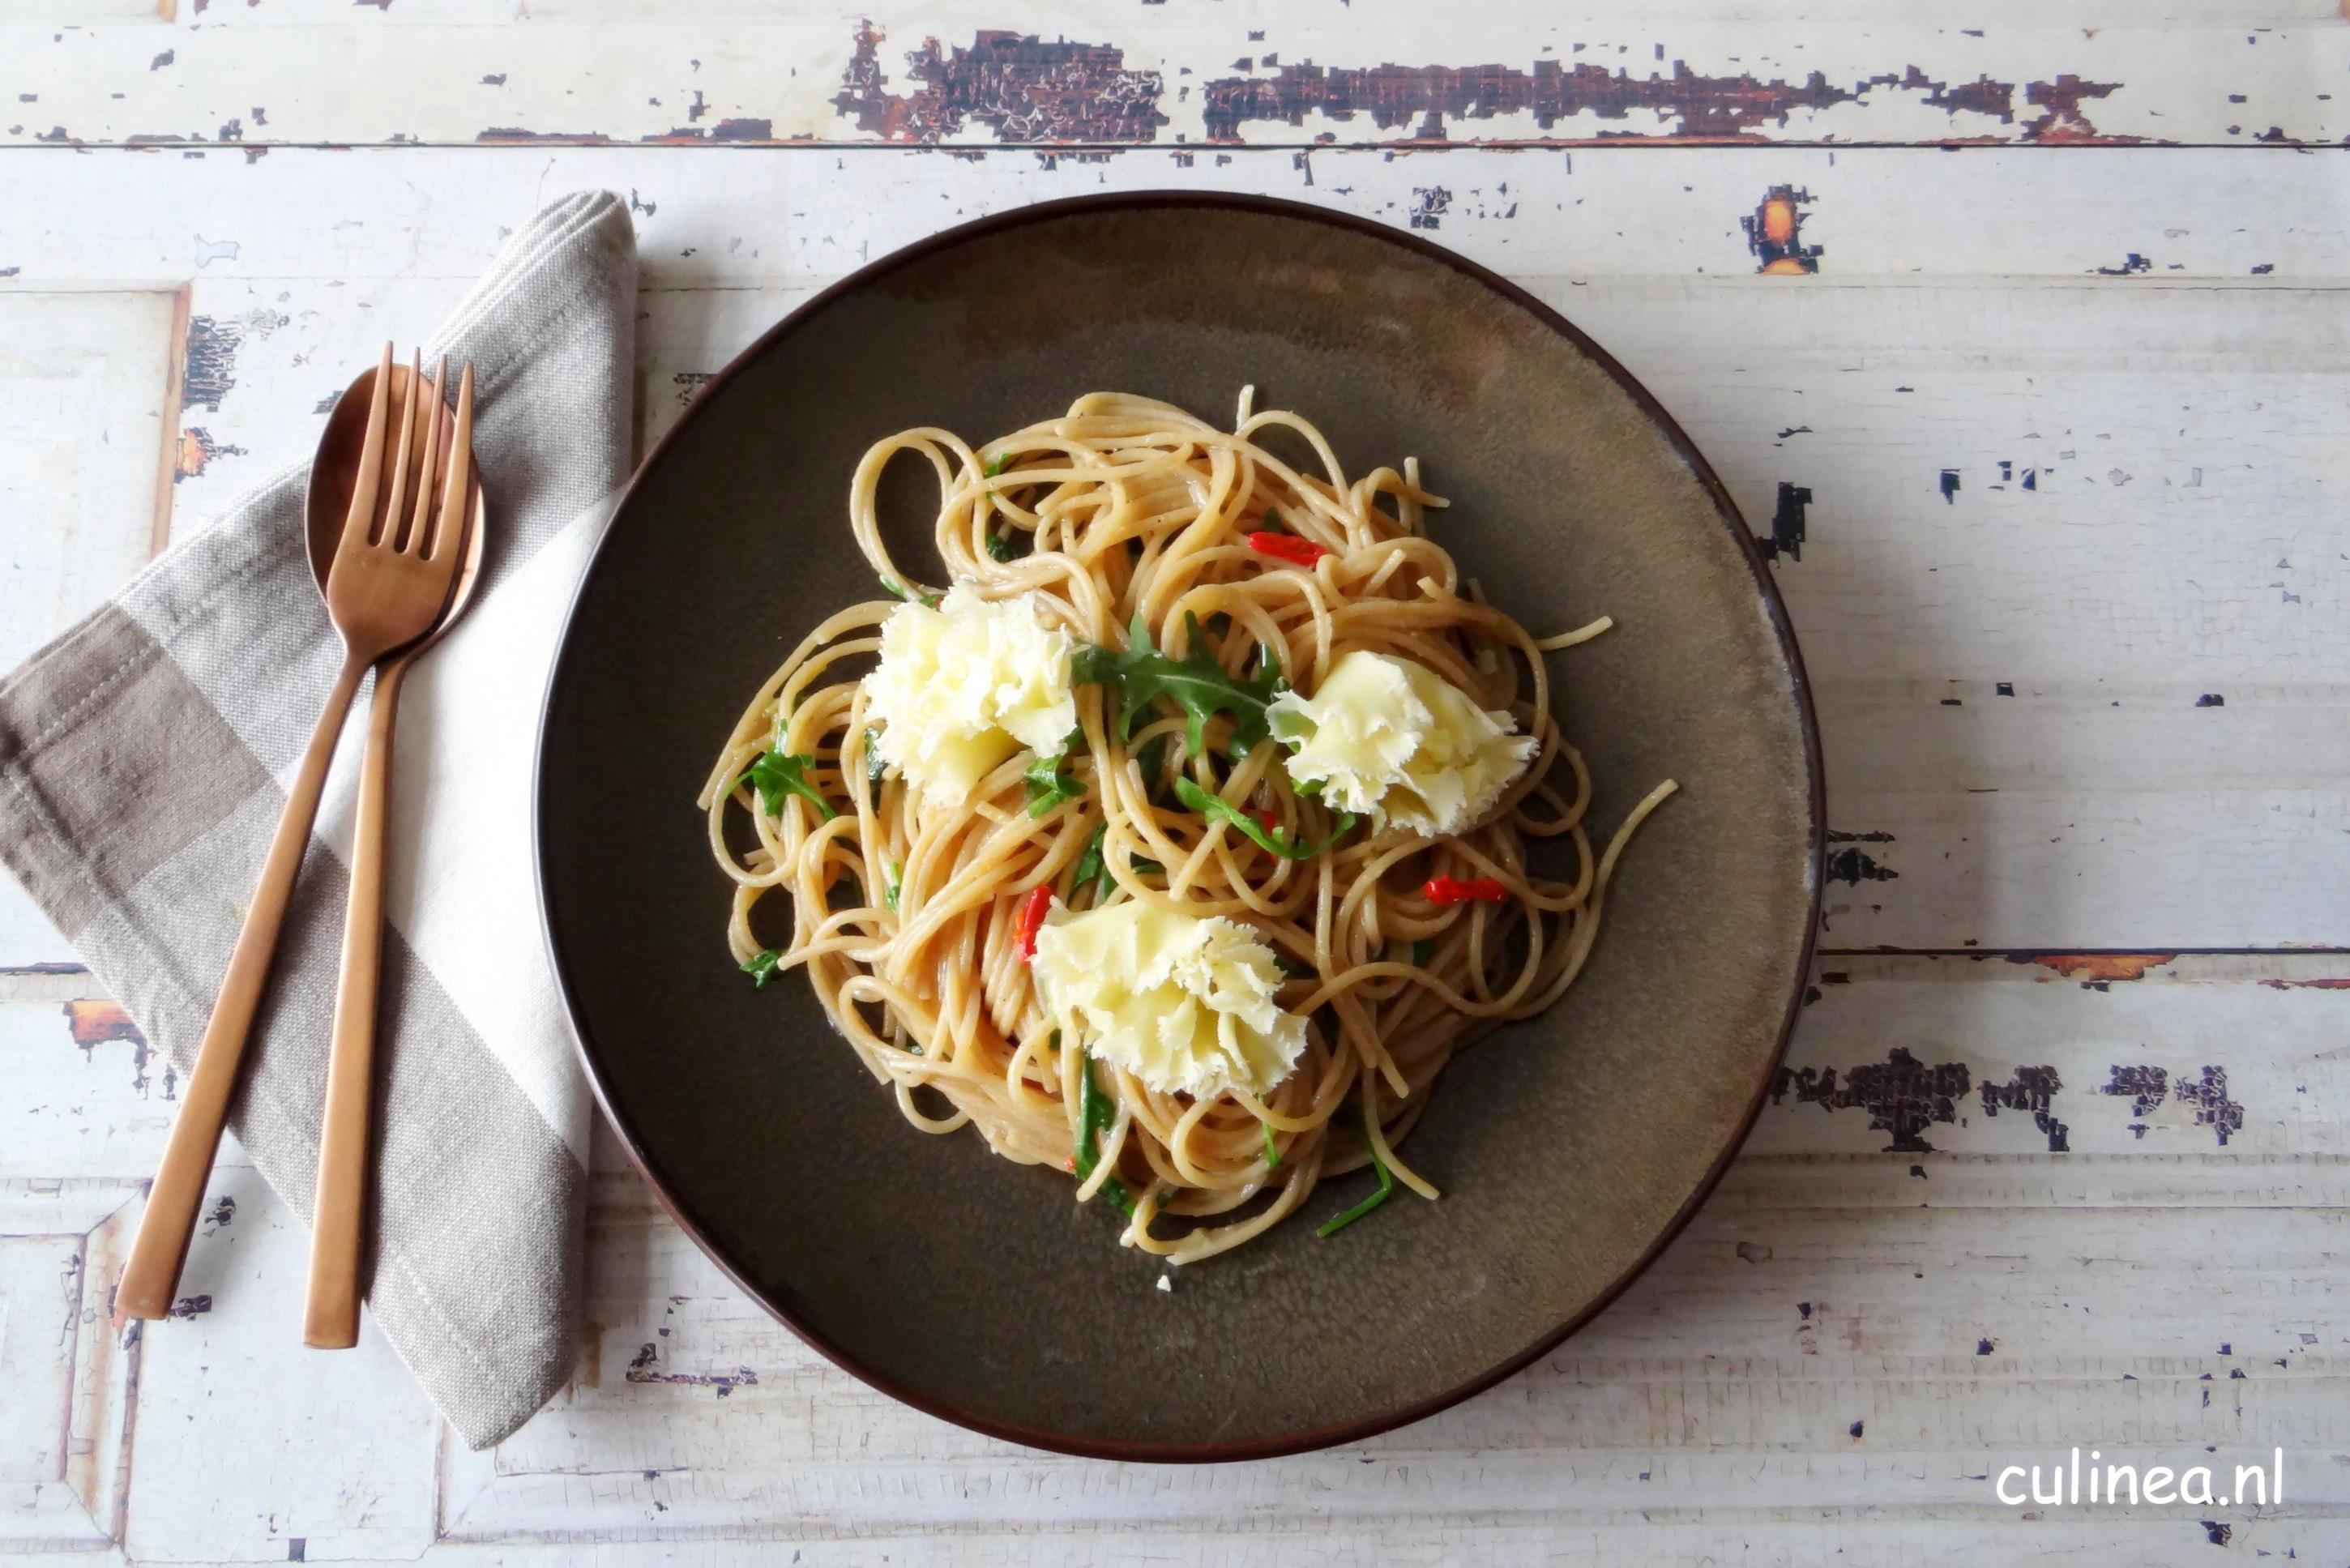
left=532, top=189, right=1828, bottom=1463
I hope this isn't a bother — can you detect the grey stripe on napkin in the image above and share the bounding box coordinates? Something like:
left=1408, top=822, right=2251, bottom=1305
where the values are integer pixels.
left=0, top=190, right=638, bottom=1449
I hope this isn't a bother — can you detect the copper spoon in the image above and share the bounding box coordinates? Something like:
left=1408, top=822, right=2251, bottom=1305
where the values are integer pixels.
left=300, top=355, right=487, bottom=1349
left=118, top=346, right=478, bottom=1323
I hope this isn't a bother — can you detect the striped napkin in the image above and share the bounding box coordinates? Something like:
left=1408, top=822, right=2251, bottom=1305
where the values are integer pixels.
left=0, top=190, right=637, bottom=1448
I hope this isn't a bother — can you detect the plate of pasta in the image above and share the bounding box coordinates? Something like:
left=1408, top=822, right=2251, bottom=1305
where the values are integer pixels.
left=538, top=193, right=1822, bottom=1459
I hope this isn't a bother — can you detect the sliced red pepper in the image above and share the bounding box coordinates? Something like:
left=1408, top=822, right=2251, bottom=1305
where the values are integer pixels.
left=1247, top=531, right=1330, bottom=568
left=1014, top=884, right=1053, bottom=963
left=1423, top=874, right=1510, bottom=907
left=1253, top=805, right=1280, bottom=834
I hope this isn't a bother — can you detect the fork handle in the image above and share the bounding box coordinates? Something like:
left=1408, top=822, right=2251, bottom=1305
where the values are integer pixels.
left=118, top=650, right=370, bottom=1321
left=302, top=653, right=411, bottom=1348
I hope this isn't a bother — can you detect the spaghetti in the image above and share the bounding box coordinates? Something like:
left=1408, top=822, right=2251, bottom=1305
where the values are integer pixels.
left=700, top=392, right=1674, bottom=1264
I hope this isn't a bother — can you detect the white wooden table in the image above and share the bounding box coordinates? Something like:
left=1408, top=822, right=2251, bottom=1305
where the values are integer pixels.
left=4, top=5, right=2348, bottom=1563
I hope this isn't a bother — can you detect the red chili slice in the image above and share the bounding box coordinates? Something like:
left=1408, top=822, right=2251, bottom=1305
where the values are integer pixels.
left=1423, top=874, right=1510, bottom=906
left=1247, top=531, right=1330, bottom=567
left=1014, top=884, right=1053, bottom=963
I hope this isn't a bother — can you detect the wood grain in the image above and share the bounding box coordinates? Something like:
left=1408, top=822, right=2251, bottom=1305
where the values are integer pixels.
left=3, top=5, right=2345, bottom=149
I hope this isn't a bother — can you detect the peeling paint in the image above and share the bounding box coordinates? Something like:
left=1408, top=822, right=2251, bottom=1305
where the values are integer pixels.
left=173, top=426, right=248, bottom=482
left=834, top=23, right=1169, bottom=144
left=477, top=128, right=614, bottom=144
left=1198, top=57, right=2127, bottom=143
left=1771, top=1046, right=1969, bottom=1151
left=2021, top=953, right=2177, bottom=983
left=63, top=998, right=143, bottom=1050
left=183, top=314, right=241, bottom=412
left=2258, top=976, right=2350, bottom=991
left=64, top=999, right=160, bottom=1099
left=1825, top=847, right=1897, bottom=885
left=1756, top=481, right=1810, bottom=562
left=623, top=1340, right=758, bottom=1397
left=2101, top=1064, right=2168, bottom=1138
left=1745, top=185, right=1821, bottom=275
left=2174, top=1066, right=2243, bottom=1146
left=1979, top=1066, right=2068, bottom=1151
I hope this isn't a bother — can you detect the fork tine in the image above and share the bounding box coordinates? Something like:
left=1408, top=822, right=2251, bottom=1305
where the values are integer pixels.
left=428, top=361, right=474, bottom=562
left=404, top=356, right=446, bottom=556
left=341, top=343, right=395, bottom=546
left=379, top=348, right=421, bottom=547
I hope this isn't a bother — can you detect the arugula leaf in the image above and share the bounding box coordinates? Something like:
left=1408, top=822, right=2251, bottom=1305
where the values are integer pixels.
left=1074, top=822, right=1109, bottom=899
left=1292, top=775, right=1325, bottom=797
left=983, top=451, right=1011, bottom=479
left=1412, top=937, right=1436, bottom=967
left=1134, top=733, right=1171, bottom=802
left=741, top=949, right=784, bottom=989
left=1315, top=1120, right=1396, bottom=1237
left=1073, top=1051, right=1135, bottom=1216
left=878, top=575, right=943, bottom=609
left=1075, top=1053, right=1113, bottom=1182
left=865, top=728, right=887, bottom=809
left=1173, top=776, right=1355, bottom=861
left=884, top=861, right=902, bottom=913
left=1263, top=1121, right=1282, bottom=1168
left=741, top=750, right=837, bottom=821
left=1023, top=739, right=1086, bottom=818
left=985, top=530, right=1018, bottom=562
left=1273, top=951, right=1317, bottom=980
left=1074, top=613, right=1287, bottom=758
left=1258, top=507, right=1288, bottom=535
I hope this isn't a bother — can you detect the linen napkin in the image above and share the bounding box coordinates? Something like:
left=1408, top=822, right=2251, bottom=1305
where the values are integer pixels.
left=0, top=190, right=637, bottom=1448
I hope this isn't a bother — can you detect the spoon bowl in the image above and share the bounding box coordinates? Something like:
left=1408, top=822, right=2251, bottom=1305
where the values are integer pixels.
left=306, top=359, right=486, bottom=631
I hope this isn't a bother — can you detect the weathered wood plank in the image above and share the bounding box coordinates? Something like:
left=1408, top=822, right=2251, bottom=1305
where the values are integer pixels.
left=3, top=6, right=2344, bottom=149
left=0, top=1180, right=139, bottom=1558
left=0, top=289, right=181, bottom=673
left=6, top=145, right=2341, bottom=286
left=118, top=1162, right=442, bottom=1565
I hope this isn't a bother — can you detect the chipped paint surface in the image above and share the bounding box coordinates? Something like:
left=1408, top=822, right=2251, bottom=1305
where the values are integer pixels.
left=1745, top=184, right=1821, bottom=274
left=2023, top=953, right=2177, bottom=983
left=173, top=425, right=247, bottom=481
left=1199, top=57, right=2135, bottom=143
left=1978, top=1065, right=2068, bottom=1151
left=1772, top=1046, right=1970, bottom=1151
left=1758, top=481, right=1811, bottom=562
left=833, top=24, right=1169, bottom=144
left=182, top=313, right=240, bottom=411
left=624, top=1339, right=758, bottom=1397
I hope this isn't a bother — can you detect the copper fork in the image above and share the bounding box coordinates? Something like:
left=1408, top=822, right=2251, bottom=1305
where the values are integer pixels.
left=118, top=344, right=473, bottom=1322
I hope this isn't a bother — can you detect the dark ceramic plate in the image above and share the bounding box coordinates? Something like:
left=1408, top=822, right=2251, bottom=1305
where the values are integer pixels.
left=537, top=194, right=1822, bottom=1461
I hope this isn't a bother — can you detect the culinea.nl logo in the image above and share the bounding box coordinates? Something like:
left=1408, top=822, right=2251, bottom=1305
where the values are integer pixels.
left=1995, top=1448, right=2284, bottom=1508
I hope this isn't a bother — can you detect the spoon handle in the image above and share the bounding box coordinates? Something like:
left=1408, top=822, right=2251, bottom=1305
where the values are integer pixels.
left=302, top=654, right=409, bottom=1348
left=118, top=650, right=370, bottom=1322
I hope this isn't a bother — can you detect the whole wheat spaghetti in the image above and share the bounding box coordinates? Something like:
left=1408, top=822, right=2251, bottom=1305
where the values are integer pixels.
left=700, top=392, right=1673, bottom=1264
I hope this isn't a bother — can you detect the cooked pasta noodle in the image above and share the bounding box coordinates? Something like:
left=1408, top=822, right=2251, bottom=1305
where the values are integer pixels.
left=699, top=392, right=1674, bottom=1264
